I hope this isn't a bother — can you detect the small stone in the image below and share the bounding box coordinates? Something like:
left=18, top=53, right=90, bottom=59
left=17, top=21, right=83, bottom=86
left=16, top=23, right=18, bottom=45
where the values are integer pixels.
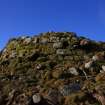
left=64, top=56, right=73, bottom=60
left=72, top=44, right=79, bottom=49
left=23, top=37, right=31, bottom=44
left=100, top=65, right=105, bottom=73
left=36, top=64, right=45, bottom=70
left=32, top=94, right=41, bottom=103
left=68, top=67, right=79, bottom=76
left=37, top=57, right=47, bottom=62
left=71, top=37, right=78, bottom=44
left=56, top=49, right=65, bottom=55
left=9, top=51, right=17, bottom=58
left=84, top=55, right=90, bottom=60
left=2, top=48, right=7, bottom=53
left=92, top=55, right=99, bottom=61
left=49, top=36, right=60, bottom=42
left=8, top=89, right=16, bottom=98
left=80, top=39, right=89, bottom=46
left=100, top=70, right=105, bottom=73
left=60, top=38, right=67, bottom=42
left=36, top=65, right=42, bottom=70
left=53, top=42, right=63, bottom=49
left=60, top=83, right=81, bottom=96
left=33, top=37, right=39, bottom=44
left=40, top=38, right=48, bottom=44
left=85, top=61, right=93, bottom=69
left=21, top=36, right=27, bottom=39
left=102, top=65, right=105, bottom=71
left=92, top=53, right=105, bottom=61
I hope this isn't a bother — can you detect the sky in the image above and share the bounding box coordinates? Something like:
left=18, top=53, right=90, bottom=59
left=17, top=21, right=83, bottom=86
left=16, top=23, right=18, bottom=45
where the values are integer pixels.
left=0, top=0, right=105, bottom=49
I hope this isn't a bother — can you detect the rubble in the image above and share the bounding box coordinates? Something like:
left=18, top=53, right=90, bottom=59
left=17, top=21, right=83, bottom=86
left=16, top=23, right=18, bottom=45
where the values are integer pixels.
left=0, top=32, right=105, bottom=105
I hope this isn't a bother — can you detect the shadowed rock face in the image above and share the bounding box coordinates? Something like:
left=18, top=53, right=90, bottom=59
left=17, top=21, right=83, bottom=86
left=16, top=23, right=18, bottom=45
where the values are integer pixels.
left=0, top=32, right=105, bottom=105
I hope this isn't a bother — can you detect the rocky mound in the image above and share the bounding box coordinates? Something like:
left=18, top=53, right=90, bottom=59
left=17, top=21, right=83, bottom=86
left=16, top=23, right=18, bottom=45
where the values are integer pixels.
left=0, top=32, right=105, bottom=105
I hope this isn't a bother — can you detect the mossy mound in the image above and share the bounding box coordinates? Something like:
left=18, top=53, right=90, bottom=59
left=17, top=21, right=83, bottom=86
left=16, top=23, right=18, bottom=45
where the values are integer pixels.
left=0, top=32, right=105, bottom=105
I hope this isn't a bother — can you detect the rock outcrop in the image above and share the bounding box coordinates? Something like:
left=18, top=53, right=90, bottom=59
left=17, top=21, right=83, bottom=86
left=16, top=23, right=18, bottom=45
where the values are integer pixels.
left=0, top=32, right=105, bottom=105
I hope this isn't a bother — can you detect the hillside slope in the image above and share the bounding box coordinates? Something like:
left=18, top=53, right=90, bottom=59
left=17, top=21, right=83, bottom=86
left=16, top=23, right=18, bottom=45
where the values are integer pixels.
left=0, top=32, right=105, bottom=105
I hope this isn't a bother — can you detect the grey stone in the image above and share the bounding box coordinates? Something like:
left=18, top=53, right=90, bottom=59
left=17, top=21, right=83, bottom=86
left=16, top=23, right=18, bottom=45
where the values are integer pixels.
left=49, top=36, right=60, bottom=42
left=2, top=48, right=7, bottom=53
left=60, top=38, right=67, bottom=42
left=80, top=39, right=89, bottom=46
left=23, top=37, right=31, bottom=44
left=100, top=65, right=105, bottom=73
left=32, top=94, right=41, bottom=104
left=36, top=64, right=44, bottom=70
left=92, top=55, right=99, bottom=61
left=53, top=42, right=63, bottom=49
left=33, top=37, right=39, bottom=44
left=21, top=36, right=27, bottom=39
left=56, top=49, right=65, bottom=55
left=40, top=38, right=48, bottom=44
left=64, top=56, right=73, bottom=60
left=56, top=49, right=72, bottom=55
left=102, top=65, right=105, bottom=71
left=84, top=55, right=90, bottom=60
left=60, top=83, right=81, bottom=96
left=9, top=51, right=17, bottom=58
left=85, top=61, right=93, bottom=69
left=68, top=67, right=79, bottom=75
